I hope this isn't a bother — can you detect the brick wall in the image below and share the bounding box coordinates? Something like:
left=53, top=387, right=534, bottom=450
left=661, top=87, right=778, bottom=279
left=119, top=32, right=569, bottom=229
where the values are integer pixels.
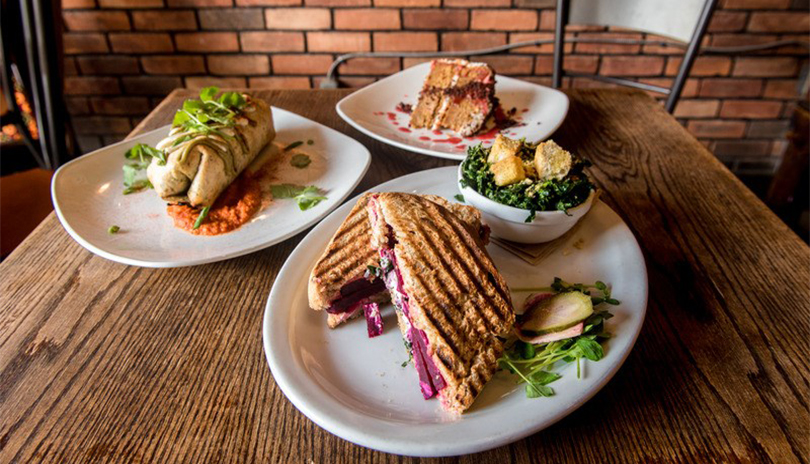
left=62, top=0, right=808, bottom=174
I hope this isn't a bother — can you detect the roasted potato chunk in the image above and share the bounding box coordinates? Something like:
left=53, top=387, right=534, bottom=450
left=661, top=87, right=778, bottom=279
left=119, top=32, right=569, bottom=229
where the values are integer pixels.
left=487, top=134, right=522, bottom=164
left=491, top=156, right=526, bottom=186
left=534, top=140, right=573, bottom=181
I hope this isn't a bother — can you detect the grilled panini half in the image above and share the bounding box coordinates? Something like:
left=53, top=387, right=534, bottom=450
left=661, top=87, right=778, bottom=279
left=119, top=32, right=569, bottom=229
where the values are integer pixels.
left=308, top=193, right=489, bottom=329
left=366, top=192, right=514, bottom=414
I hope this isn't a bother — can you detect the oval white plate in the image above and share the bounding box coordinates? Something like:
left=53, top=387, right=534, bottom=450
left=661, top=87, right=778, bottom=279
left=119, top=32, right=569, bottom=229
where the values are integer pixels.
left=336, top=62, right=569, bottom=161
left=263, top=167, right=648, bottom=457
left=52, top=107, right=371, bottom=268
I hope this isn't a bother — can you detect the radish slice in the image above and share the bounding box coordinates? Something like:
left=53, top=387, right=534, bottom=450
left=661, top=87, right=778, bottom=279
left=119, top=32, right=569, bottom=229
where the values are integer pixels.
left=516, top=322, right=584, bottom=344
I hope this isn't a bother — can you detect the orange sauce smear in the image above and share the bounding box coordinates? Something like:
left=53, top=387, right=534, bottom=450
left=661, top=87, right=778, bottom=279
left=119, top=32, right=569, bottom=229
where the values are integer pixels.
left=167, top=170, right=264, bottom=236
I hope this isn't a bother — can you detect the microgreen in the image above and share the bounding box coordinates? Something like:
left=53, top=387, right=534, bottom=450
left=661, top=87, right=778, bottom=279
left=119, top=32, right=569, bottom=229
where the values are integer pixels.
left=171, top=86, right=246, bottom=138
left=193, top=206, right=210, bottom=230
left=454, top=194, right=465, bottom=203
left=498, top=278, right=619, bottom=398
left=125, top=143, right=166, bottom=166
left=269, top=183, right=327, bottom=211
left=108, top=225, right=120, bottom=234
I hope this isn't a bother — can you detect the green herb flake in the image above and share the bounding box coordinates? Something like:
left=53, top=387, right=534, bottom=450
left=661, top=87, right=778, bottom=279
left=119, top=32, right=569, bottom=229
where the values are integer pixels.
left=269, top=184, right=327, bottom=211
left=290, top=153, right=312, bottom=169
left=306, top=139, right=314, bottom=145
left=193, top=206, right=211, bottom=230
left=453, top=194, right=465, bottom=203
left=108, top=225, right=120, bottom=234
left=284, top=141, right=304, bottom=152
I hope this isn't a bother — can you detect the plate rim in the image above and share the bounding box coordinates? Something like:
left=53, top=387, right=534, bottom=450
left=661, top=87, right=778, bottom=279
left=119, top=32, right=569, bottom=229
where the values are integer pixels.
left=51, top=106, right=372, bottom=268
left=262, top=166, right=648, bottom=457
left=335, top=62, right=571, bottom=161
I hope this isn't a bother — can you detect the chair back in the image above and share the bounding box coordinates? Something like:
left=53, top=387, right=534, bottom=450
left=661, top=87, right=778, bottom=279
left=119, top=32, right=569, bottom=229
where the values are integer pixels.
left=568, top=0, right=707, bottom=43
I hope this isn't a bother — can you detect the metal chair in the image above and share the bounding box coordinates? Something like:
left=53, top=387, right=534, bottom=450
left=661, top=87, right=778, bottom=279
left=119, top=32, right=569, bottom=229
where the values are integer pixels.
left=552, top=0, right=718, bottom=113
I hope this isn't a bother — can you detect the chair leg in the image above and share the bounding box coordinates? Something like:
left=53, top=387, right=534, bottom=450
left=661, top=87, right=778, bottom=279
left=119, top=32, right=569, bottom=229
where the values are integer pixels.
left=666, top=0, right=719, bottom=113
left=552, top=0, right=568, bottom=89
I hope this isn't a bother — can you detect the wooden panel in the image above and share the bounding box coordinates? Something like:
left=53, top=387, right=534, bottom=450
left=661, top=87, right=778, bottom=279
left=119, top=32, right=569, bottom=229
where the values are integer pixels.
left=1, top=89, right=807, bottom=463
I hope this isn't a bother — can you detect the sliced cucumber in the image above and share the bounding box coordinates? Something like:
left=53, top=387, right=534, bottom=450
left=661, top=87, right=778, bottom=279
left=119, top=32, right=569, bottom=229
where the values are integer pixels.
left=519, top=291, right=593, bottom=335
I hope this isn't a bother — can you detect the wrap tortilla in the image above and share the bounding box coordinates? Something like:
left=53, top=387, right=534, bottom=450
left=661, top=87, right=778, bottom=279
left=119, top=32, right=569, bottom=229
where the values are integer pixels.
left=147, top=96, right=275, bottom=207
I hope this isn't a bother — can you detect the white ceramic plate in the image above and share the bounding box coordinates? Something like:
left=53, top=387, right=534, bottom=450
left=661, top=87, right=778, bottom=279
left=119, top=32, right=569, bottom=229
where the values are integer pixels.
left=263, top=167, right=648, bottom=457
left=52, top=107, right=371, bottom=268
left=336, top=62, right=570, bottom=161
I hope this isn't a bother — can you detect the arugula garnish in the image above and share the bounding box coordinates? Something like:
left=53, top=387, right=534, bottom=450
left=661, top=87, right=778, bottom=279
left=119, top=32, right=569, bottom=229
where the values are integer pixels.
left=454, top=194, right=465, bottom=203
left=171, top=86, right=246, bottom=138
left=499, top=279, right=619, bottom=398
left=290, top=153, right=311, bottom=169
left=125, top=143, right=166, bottom=166
left=122, top=143, right=164, bottom=194
left=284, top=141, right=304, bottom=152
left=269, top=184, right=327, bottom=211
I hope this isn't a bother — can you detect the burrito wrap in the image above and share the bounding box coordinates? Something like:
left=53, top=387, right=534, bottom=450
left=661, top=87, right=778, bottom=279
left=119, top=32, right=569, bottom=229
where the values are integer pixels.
left=148, top=96, right=275, bottom=207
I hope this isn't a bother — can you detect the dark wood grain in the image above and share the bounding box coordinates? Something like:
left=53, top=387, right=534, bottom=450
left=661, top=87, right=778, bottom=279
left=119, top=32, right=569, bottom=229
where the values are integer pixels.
left=1, top=89, right=807, bottom=463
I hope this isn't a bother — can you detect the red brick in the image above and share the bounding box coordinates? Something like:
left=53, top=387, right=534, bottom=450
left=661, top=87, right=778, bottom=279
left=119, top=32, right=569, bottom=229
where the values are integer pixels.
left=710, top=33, right=778, bottom=48
left=403, top=9, right=468, bottom=30
left=720, top=100, right=783, bottom=118
left=141, top=56, right=206, bottom=75
left=199, top=9, right=264, bottom=29
left=641, top=34, right=686, bottom=55
left=721, top=0, right=790, bottom=8
left=749, top=12, right=810, bottom=33
left=600, top=56, right=665, bottom=76
left=441, top=32, right=506, bottom=51
left=98, top=0, right=164, bottom=7
left=132, top=11, right=197, bottom=31
left=375, top=0, right=438, bottom=5
left=241, top=32, right=305, bottom=51
left=265, top=8, right=331, bottom=30
left=338, top=57, right=400, bottom=75
left=176, top=32, right=239, bottom=52
left=77, top=56, right=139, bottom=75
left=508, top=32, right=566, bottom=54
left=673, top=99, right=720, bottom=118
left=763, top=79, right=799, bottom=99
left=65, top=97, right=91, bottom=115
left=444, top=0, right=510, bottom=6
left=732, top=57, right=799, bottom=77
left=522, top=76, right=554, bottom=87
left=747, top=120, right=789, bottom=137
left=72, top=117, right=132, bottom=135
left=63, top=33, right=109, bottom=54
left=305, top=0, right=369, bottom=5
left=374, top=32, right=436, bottom=51
left=539, top=10, right=555, bottom=30
left=713, top=140, right=771, bottom=157
left=575, top=32, right=643, bottom=54
left=168, top=0, right=233, bottom=6
left=185, top=76, right=247, bottom=88
left=470, top=10, right=537, bottom=31
left=665, top=56, right=732, bottom=77
left=564, top=55, right=599, bottom=74
left=515, top=0, right=555, bottom=6
left=478, top=55, right=534, bottom=75
left=686, top=120, right=747, bottom=138
left=109, top=33, right=173, bottom=53
left=122, top=76, right=183, bottom=95
left=638, top=78, right=700, bottom=97
left=208, top=55, right=270, bottom=75
left=708, top=11, right=748, bottom=32
left=64, top=58, right=79, bottom=76
left=63, top=0, right=96, bottom=7
left=534, top=55, right=553, bottom=75
left=307, top=32, right=371, bottom=52
left=271, top=54, right=333, bottom=74
left=699, top=78, right=762, bottom=97
left=65, top=76, right=120, bottom=95
left=335, top=9, right=400, bottom=30
left=249, top=76, right=311, bottom=89
left=238, top=0, right=299, bottom=4
left=64, top=11, right=130, bottom=32
left=90, top=96, right=151, bottom=115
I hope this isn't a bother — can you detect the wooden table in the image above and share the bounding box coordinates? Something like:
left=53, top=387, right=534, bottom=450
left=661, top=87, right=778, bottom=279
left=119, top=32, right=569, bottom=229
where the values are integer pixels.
left=2, top=89, right=808, bottom=463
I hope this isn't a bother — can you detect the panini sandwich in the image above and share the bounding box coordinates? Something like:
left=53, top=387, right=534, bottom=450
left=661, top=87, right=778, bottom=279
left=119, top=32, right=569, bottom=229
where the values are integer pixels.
left=308, top=193, right=489, bottom=331
left=366, top=192, right=514, bottom=414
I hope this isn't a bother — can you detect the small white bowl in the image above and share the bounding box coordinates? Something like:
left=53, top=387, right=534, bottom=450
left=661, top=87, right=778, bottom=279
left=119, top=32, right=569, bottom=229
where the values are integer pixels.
left=458, top=164, right=596, bottom=244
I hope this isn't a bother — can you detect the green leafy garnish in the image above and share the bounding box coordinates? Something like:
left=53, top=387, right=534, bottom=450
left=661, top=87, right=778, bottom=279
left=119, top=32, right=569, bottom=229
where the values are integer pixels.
left=122, top=162, right=153, bottom=195
left=108, top=225, right=120, bottom=234
left=193, top=206, right=210, bottom=230
left=453, top=194, right=465, bottom=203
left=306, top=139, right=314, bottom=145
left=270, top=184, right=327, bottom=211
left=125, top=143, right=166, bottom=166
left=284, top=141, right=304, bottom=152
left=290, top=153, right=311, bottom=169
left=460, top=143, right=594, bottom=222
left=499, top=278, right=619, bottom=398
left=171, top=86, right=247, bottom=138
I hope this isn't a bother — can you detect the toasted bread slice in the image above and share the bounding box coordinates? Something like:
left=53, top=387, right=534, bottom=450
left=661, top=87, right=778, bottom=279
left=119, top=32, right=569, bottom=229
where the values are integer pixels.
left=367, top=192, right=514, bottom=414
left=308, top=193, right=489, bottom=330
